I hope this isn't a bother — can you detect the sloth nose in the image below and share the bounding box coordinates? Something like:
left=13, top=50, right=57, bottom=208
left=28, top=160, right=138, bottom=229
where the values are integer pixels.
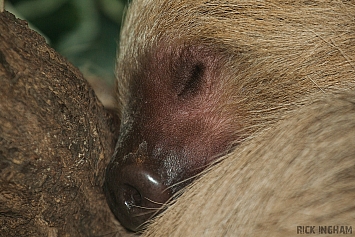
left=104, top=161, right=172, bottom=231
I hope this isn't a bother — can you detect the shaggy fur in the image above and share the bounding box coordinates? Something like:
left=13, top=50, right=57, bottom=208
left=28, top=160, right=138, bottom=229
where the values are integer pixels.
left=109, top=0, right=355, bottom=232
left=117, top=0, right=355, bottom=138
left=143, top=90, right=355, bottom=236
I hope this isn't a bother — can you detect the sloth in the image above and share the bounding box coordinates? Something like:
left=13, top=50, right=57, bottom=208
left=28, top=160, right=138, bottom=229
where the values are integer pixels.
left=104, top=0, right=355, bottom=231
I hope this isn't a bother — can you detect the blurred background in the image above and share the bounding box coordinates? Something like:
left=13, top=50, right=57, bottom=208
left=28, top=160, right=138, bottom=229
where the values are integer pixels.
left=6, top=0, right=129, bottom=108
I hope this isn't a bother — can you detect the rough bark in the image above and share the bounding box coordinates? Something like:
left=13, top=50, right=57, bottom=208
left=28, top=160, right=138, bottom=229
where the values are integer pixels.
left=0, top=11, right=131, bottom=237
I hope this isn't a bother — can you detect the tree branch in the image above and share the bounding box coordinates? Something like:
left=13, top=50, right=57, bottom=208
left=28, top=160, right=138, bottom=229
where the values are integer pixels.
left=0, top=11, right=130, bottom=237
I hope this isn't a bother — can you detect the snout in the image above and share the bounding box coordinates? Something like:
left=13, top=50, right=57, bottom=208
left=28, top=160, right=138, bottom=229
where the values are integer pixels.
left=104, top=151, right=172, bottom=231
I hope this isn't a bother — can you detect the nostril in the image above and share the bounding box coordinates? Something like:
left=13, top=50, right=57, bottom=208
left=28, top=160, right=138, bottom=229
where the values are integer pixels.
left=123, top=184, right=142, bottom=209
left=104, top=163, right=172, bottom=231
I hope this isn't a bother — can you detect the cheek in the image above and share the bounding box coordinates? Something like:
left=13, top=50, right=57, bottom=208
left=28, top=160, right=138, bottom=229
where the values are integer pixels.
left=136, top=47, right=241, bottom=167
left=144, top=91, right=239, bottom=167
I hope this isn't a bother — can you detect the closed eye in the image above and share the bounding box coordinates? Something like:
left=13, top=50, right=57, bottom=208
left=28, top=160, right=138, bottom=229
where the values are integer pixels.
left=177, top=62, right=205, bottom=98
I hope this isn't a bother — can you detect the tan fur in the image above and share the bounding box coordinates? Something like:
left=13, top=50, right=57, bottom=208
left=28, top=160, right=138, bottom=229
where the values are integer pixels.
left=112, top=0, right=355, bottom=232
left=143, top=91, right=355, bottom=236
left=117, top=0, right=355, bottom=140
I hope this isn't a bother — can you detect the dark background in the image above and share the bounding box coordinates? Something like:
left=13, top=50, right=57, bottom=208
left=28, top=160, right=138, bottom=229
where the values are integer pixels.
left=7, top=0, right=128, bottom=107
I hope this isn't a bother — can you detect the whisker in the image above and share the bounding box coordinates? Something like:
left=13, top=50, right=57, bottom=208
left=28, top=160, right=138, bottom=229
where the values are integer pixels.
left=133, top=209, right=157, bottom=217
left=129, top=204, right=161, bottom=210
left=143, top=197, right=167, bottom=206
